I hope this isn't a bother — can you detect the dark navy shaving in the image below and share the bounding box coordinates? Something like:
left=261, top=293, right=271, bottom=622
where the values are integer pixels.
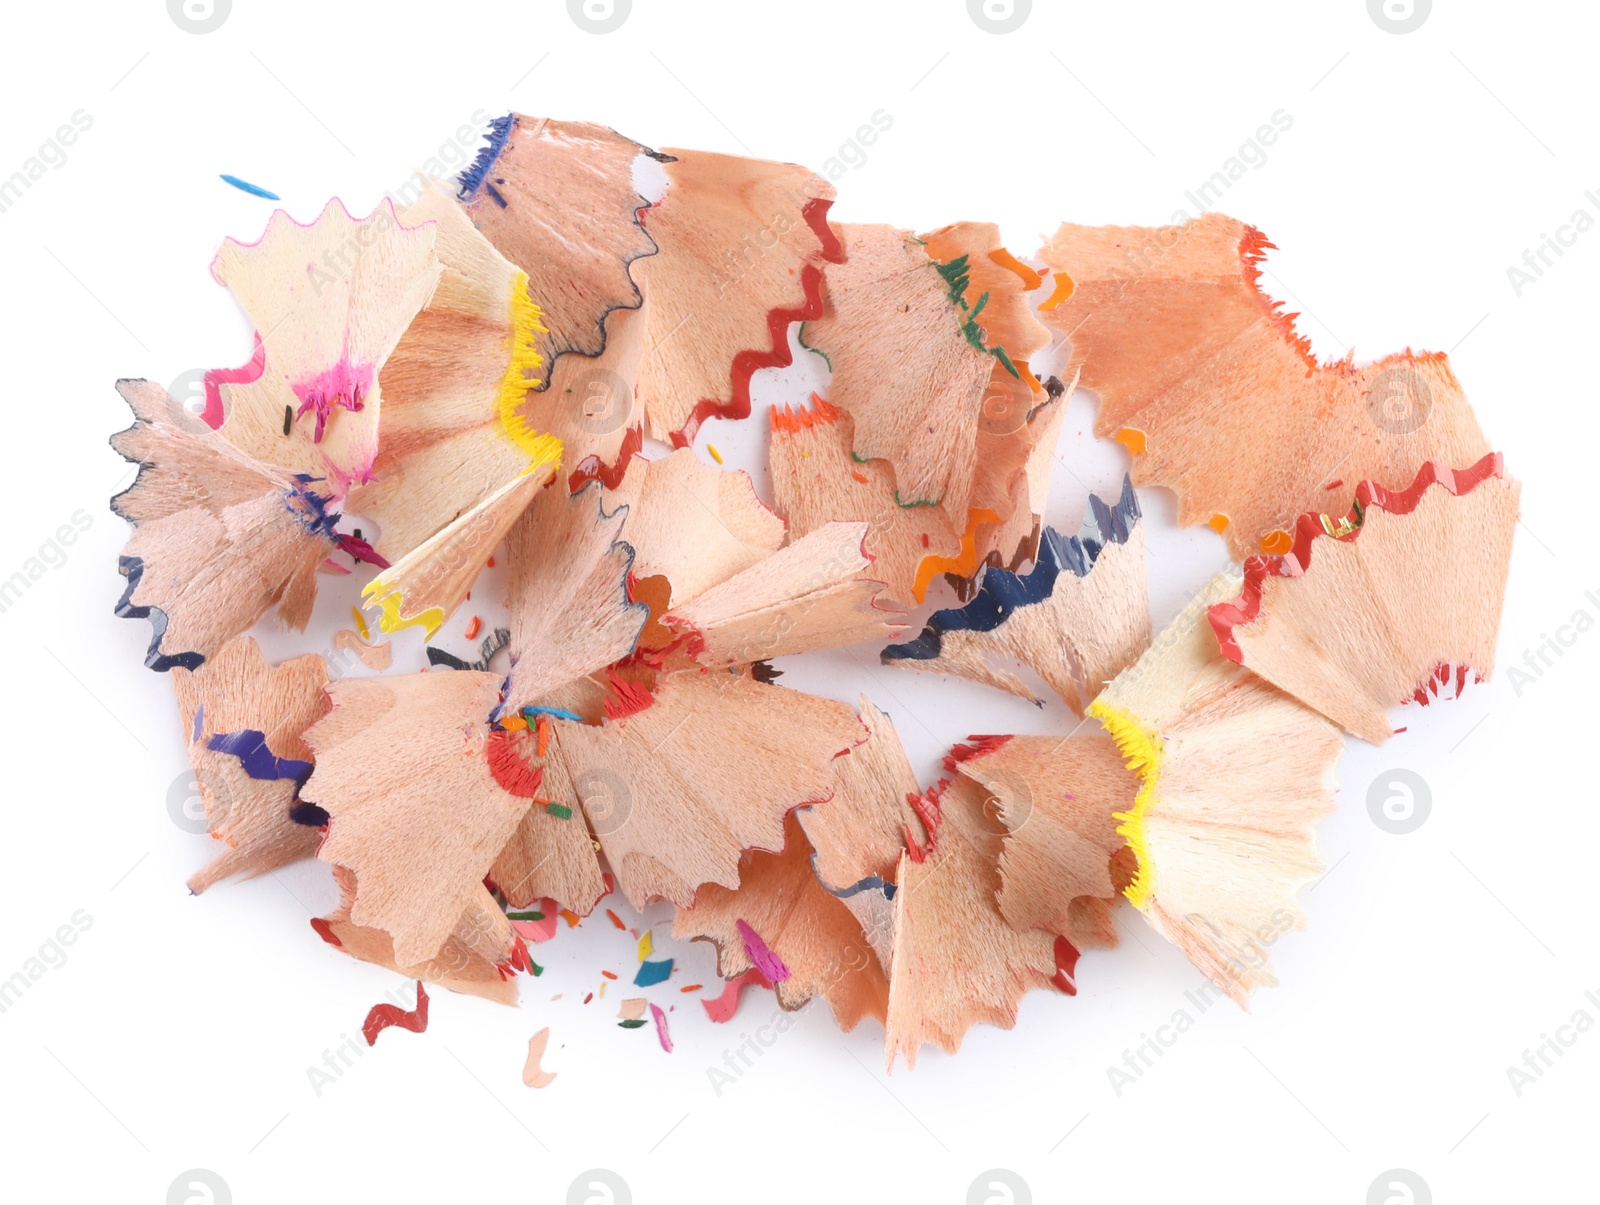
left=457, top=114, right=516, bottom=200
left=822, top=871, right=898, bottom=901
left=205, top=730, right=323, bottom=826
left=115, top=556, right=204, bottom=672
left=881, top=476, right=1140, bottom=667
left=206, top=730, right=314, bottom=783
left=428, top=625, right=511, bottom=673
left=290, top=800, right=330, bottom=828
left=286, top=474, right=341, bottom=541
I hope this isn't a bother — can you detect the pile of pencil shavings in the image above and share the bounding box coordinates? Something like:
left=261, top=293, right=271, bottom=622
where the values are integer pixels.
left=110, top=113, right=1517, bottom=1070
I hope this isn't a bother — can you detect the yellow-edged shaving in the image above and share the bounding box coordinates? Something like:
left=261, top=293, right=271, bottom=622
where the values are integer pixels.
left=360, top=580, right=446, bottom=639
left=516, top=430, right=565, bottom=477
left=496, top=271, right=551, bottom=456
left=356, top=441, right=561, bottom=643
left=1088, top=697, right=1162, bottom=911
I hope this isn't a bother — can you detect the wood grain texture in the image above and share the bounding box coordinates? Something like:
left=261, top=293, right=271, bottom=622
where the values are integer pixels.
left=969, top=368, right=1069, bottom=571
left=664, top=521, right=905, bottom=665
left=112, top=380, right=333, bottom=668
left=954, top=734, right=1132, bottom=950
left=525, top=302, right=647, bottom=488
left=674, top=811, right=889, bottom=1031
left=804, top=224, right=994, bottom=515
left=351, top=187, right=543, bottom=559
left=1092, top=574, right=1343, bottom=1006
left=503, top=483, right=648, bottom=710
left=170, top=636, right=329, bottom=892
left=362, top=462, right=556, bottom=638
left=919, top=222, right=1050, bottom=374
left=603, top=449, right=785, bottom=606
left=768, top=396, right=964, bottom=607
left=459, top=116, right=657, bottom=369
left=884, top=776, right=1060, bottom=1069
left=635, top=149, right=835, bottom=442
left=1213, top=459, right=1518, bottom=744
left=305, top=672, right=527, bottom=966
left=883, top=478, right=1150, bottom=714
left=485, top=724, right=608, bottom=914
left=549, top=671, right=864, bottom=909
left=318, top=866, right=518, bottom=1005
left=799, top=695, right=926, bottom=893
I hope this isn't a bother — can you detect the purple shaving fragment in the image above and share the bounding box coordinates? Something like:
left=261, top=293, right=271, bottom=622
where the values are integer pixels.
left=207, top=730, right=313, bottom=783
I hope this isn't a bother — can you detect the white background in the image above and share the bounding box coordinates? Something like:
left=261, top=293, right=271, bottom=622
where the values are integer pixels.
left=0, top=1, right=1594, bottom=1202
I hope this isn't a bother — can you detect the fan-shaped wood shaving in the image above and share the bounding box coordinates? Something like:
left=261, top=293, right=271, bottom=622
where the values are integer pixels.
left=458, top=115, right=658, bottom=369
left=545, top=671, right=864, bottom=909
left=170, top=636, right=330, bottom=892
left=1038, top=214, right=1491, bottom=559
left=635, top=149, right=837, bottom=444
left=674, top=811, right=889, bottom=1031
left=1089, top=574, right=1343, bottom=1006
left=305, top=672, right=528, bottom=966
left=1209, top=455, right=1518, bottom=744
left=208, top=198, right=441, bottom=493
left=804, top=223, right=995, bottom=515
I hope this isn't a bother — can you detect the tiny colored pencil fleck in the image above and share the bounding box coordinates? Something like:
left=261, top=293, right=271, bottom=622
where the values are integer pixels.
left=680, top=983, right=702, bottom=993
left=707, top=443, right=724, bottom=464
left=526, top=705, right=583, bottom=723
left=606, top=909, right=625, bottom=930
left=633, top=958, right=673, bottom=987
left=560, top=908, right=581, bottom=927
left=1039, top=269, right=1074, bottom=310
left=601, top=970, right=618, bottom=980
left=1114, top=427, right=1147, bottom=455
left=220, top=174, right=281, bottom=200
left=637, top=930, right=653, bottom=961
left=464, top=616, right=482, bottom=640
left=351, top=606, right=370, bottom=641
left=650, top=1003, right=673, bottom=1052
